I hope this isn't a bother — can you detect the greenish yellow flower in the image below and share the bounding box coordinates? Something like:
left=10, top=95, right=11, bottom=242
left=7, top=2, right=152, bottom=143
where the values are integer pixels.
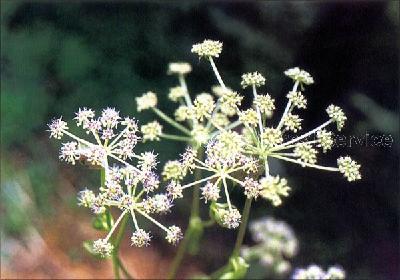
left=337, top=156, right=361, bottom=181
left=191, top=124, right=209, bottom=144
left=162, top=160, right=185, bottom=181
left=136, top=91, right=158, bottom=112
left=284, top=67, right=314, bottom=85
left=326, top=105, right=347, bottom=131
left=283, top=113, right=302, bottom=132
left=261, top=128, right=283, bottom=148
left=254, top=94, right=275, bottom=116
left=317, top=129, right=333, bottom=153
left=294, top=143, right=318, bottom=165
left=239, top=109, right=259, bottom=127
left=220, top=90, right=242, bottom=116
left=174, top=105, right=191, bottom=122
left=287, top=91, right=307, bottom=109
left=241, top=72, right=266, bottom=88
left=216, top=130, right=245, bottom=157
left=168, top=86, right=185, bottom=102
left=211, top=85, right=234, bottom=97
left=260, top=176, right=291, bottom=206
left=191, top=39, right=223, bottom=58
left=141, top=121, right=162, bottom=141
left=167, top=62, right=192, bottom=75
left=193, top=93, right=215, bottom=121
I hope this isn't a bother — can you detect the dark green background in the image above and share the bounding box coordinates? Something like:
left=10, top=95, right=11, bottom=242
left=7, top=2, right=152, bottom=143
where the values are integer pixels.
left=1, top=1, right=399, bottom=279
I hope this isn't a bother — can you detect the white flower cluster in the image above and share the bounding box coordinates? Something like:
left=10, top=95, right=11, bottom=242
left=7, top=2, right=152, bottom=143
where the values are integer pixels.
left=292, top=264, right=346, bottom=279
left=191, top=39, right=223, bottom=58
left=241, top=217, right=298, bottom=275
left=49, top=108, right=183, bottom=256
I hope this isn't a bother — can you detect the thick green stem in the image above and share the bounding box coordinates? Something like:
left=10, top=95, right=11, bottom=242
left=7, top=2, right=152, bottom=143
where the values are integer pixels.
left=232, top=198, right=252, bottom=258
left=167, top=147, right=204, bottom=279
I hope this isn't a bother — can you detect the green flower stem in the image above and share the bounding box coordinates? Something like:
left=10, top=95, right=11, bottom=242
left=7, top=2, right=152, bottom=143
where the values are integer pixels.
left=101, top=168, right=119, bottom=279
left=232, top=198, right=252, bottom=258
left=112, top=214, right=130, bottom=279
left=161, top=133, right=193, bottom=142
left=167, top=147, right=204, bottom=279
left=152, top=107, right=191, bottom=135
left=101, top=167, right=133, bottom=279
left=276, top=81, right=299, bottom=130
left=209, top=57, right=226, bottom=89
left=270, top=154, right=340, bottom=171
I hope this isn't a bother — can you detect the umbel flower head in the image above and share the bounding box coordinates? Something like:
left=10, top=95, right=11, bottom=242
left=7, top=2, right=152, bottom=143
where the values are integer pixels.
left=48, top=108, right=183, bottom=253
left=191, top=39, right=223, bottom=58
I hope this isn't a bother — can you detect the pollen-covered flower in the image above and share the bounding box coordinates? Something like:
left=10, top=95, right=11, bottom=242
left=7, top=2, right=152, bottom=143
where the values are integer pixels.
left=220, top=90, right=242, bottom=116
left=260, top=176, right=291, bottom=206
left=287, top=91, right=307, bottom=109
left=191, top=40, right=223, bottom=58
left=294, top=143, right=318, bottom=165
left=241, top=72, right=266, bottom=88
left=317, top=129, right=334, bottom=153
left=211, top=85, right=234, bottom=97
left=162, top=160, right=185, bottom=181
left=166, top=181, right=183, bottom=200
left=239, top=109, right=259, bottom=126
left=242, top=177, right=263, bottom=199
left=59, top=141, right=79, bottom=164
left=215, top=130, right=244, bottom=159
left=100, top=108, right=121, bottom=128
left=180, top=147, right=197, bottom=172
left=283, top=113, right=302, bottom=132
left=48, top=118, right=68, bottom=139
left=78, top=189, right=96, bottom=208
left=201, top=181, right=220, bottom=203
left=168, top=86, right=186, bottom=102
left=254, top=94, right=275, bottom=116
left=174, top=105, right=191, bottom=122
left=136, top=91, right=158, bottom=112
left=261, top=128, right=283, bottom=148
left=93, top=239, right=114, bottom=258
left=75, top=107, right=95, bottom=127
left=141, top=121, right=162, bottom=141
left=221, top=208, right=242, bottom=229
left=166, top=226, right=183, bottom=245
left=326, top=105, right=347, bottom=131
left=142, top=194, right=173, bottom=214
left=193, top=93, right=215, bottom=121
left=167, top=62, right=192, bottom=75
left=284, top=67, right=314, bottom=85
left=131, top=229, right=152, bottom=247
left=337, top=156, right=361, bottom=181
left=191, top=124, right=209, bottom=144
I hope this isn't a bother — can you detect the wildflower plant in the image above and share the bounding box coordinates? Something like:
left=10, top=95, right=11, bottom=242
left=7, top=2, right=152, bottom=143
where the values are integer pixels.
left=47, top=39, right=360, bottom=279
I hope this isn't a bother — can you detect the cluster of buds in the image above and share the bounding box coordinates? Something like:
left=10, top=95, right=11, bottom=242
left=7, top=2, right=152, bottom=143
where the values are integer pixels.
left=292, top=264, right=346, bottom=279
left=48, top=108, right=183, bottom=257
left=241, top=217, right=298, bottom=275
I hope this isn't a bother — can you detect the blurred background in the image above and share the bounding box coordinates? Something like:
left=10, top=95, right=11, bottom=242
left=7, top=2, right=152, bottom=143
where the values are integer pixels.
left=1, top=1, right=398, bottom=279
